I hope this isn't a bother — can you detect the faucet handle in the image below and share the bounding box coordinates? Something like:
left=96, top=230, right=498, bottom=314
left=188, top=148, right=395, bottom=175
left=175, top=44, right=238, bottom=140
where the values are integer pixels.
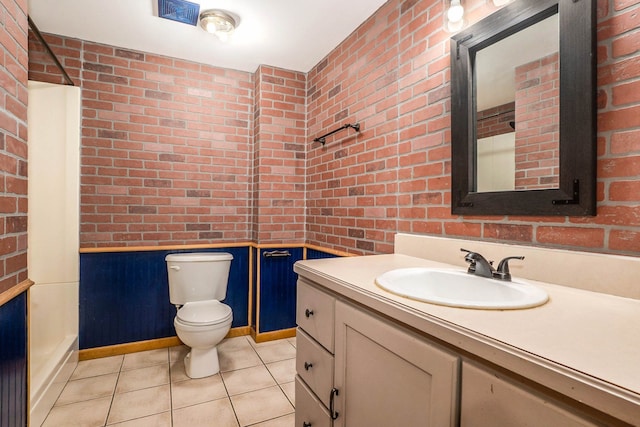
left=494, top=256, right=525, bottom=281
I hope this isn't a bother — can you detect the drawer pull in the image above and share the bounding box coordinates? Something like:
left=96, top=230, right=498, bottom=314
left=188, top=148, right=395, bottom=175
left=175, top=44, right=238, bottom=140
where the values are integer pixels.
left=305, top=309, right=314, bottom=318
left=304, top=361, right=313, bottom=371
left=330, top=387, right=340, bottom=420
left=303, top=422, right=312, bottom=427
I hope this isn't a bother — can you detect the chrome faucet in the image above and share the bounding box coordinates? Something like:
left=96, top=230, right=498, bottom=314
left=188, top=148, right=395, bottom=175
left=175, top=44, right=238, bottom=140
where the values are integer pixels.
left=461, top=248, right=524, bottom=281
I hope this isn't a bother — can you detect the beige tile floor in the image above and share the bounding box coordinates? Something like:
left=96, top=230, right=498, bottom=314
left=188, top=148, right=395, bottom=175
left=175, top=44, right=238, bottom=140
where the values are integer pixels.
left=42, top=336, right=297, bottom=427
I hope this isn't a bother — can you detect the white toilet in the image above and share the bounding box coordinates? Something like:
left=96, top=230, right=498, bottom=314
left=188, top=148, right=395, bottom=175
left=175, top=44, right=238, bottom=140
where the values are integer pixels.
left=166, top=252, right=233, bottom=378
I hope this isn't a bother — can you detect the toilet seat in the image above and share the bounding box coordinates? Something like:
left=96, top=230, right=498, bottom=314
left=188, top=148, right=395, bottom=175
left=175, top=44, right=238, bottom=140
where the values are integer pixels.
left=176, top=300, right=232, bottom=326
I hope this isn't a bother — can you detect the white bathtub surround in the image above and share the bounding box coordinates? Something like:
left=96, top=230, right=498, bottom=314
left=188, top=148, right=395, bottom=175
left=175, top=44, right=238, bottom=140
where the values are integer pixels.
left=29, top=334, right=77, bottom=427
left=27, top=81, right=81, bottom=426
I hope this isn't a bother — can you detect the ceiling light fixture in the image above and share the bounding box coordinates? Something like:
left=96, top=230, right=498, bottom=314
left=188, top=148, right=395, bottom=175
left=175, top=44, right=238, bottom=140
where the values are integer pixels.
left=446, top=0, right=466, bottom=32
left=199, top=10, right=237, bottom=41
left=492, top=0, right=513, bottom=5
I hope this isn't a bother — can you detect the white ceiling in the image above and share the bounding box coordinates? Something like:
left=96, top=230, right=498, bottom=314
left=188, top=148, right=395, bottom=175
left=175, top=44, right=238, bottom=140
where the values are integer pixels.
left=27, top=0, right=388, bottom=73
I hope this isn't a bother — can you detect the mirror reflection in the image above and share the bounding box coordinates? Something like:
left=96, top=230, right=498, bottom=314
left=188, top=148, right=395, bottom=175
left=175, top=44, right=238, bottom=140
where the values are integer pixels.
left=475, top=14, right=559, bottom=192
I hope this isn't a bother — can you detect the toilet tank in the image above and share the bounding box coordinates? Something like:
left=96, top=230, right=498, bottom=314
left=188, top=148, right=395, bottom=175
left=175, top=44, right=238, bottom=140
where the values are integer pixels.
left=165, top=252, right=233, bottom=305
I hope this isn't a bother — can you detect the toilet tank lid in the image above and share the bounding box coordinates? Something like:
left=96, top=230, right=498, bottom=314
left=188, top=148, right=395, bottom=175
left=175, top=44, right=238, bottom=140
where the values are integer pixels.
left=165, top=252, right=233, bottom=262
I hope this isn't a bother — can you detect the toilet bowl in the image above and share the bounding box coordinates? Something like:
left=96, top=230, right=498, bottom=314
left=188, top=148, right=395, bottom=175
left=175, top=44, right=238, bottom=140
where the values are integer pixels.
left=166, top=252, right=234, bottom=379
left=174, top=300, right=232, bottom=378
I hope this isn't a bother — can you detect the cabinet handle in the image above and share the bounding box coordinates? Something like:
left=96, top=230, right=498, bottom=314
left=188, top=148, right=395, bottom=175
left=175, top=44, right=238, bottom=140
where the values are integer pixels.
left=305, top=309, right=314, bottom=318
left=263, top=250, right=291, bottom=258
left=303, top=422, right=312, bottom=427
left=304, top=361, right=313, bottom=371
left=329, top=387, right=340, bottom=420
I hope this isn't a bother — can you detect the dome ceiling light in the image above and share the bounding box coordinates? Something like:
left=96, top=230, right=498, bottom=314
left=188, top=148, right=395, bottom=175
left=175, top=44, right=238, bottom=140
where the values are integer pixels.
left=199, top=10, right=237, bottom=41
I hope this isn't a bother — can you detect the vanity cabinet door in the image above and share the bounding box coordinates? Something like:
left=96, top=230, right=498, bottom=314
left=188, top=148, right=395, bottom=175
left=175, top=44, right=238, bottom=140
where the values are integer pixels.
left=258, top=247, right=303, bottom=333
left=333, top=301, right=459, bottom=427
left=461, top=361, right=606, bottom=427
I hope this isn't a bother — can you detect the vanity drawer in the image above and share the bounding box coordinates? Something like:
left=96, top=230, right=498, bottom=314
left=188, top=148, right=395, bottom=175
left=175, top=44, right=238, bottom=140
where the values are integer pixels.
left=297, top=279, right=335, bottom=352
left=296, top=328, right=334, bottom=409
left=295, top=375, right=332, bottom=427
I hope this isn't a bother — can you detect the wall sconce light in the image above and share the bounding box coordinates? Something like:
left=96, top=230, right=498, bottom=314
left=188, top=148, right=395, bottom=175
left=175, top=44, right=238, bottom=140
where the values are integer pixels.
left=446, top=0, right=466, bottom=32
left=199, top=10, right=237, bottom=41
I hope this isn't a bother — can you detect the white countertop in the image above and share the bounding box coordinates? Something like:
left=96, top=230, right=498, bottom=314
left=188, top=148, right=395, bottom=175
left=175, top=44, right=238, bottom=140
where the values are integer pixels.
left=294, top=253, right=640, bottom=424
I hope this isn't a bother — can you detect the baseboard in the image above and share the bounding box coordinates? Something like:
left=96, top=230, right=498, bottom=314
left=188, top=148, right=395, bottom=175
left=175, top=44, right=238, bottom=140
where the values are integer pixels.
left=252, top=327, right=297, bottom=343
left=227, top=326, right=251, bottom=338
left=79, top=326, right=251, bottom=361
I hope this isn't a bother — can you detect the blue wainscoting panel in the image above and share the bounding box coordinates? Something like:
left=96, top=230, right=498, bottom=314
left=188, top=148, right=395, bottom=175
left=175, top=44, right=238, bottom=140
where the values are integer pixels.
left=80, top=247, right=250, bottom=349
left=0, top=292, right=27, bottom=427
left=306, top=248, right=339, bottom=260
left=258, top=247, right=303, bottom=333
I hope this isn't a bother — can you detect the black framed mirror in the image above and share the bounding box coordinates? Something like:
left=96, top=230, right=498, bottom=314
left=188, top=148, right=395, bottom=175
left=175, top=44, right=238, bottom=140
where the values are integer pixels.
left=450, top=0, right=596, bottom=216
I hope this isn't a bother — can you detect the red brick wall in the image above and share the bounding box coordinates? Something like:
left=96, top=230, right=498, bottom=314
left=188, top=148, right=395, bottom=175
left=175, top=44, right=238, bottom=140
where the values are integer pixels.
left=252, top=66, right=306, bottom=243
left=307, top=0, right=640, bottom=256
left=24, top=0, right=640, bottom=257
left=0, top=0, right=28, bottom=293
left=307, top=0, right=407, bottom=254
left=28, top=33, right=309, bottom=247
left=477, top=102, right=515, bottom=139
left=29, top=34, right=255, bottom=248
left=514, top=53, right=560, bottom=189
left=596, top=0, right=640, bottom=254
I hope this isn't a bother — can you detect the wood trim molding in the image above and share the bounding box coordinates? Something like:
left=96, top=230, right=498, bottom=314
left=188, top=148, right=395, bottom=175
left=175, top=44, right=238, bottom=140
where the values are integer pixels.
left=78, top=326, right=251, bottom=360
left=79, top=337, right=182, bottom=361
left=255, top=249, right=261, bottom=334
left=248, top=248, right=254, bottom=330
left=79, top=242, right=254, bottom=254
left=253, top=327, right=297, bottom=343
left=253, top=242, right=305, bottom=249
left=0, top=279, right=35, bottom=307
left=227, top=326, right=251, bottom=339
left=304, top=244, right=355, bottom=258
left=78, top=241, right=342, bottom=254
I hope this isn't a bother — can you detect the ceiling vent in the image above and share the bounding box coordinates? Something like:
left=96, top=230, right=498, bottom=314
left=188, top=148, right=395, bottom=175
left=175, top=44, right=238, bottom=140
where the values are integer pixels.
left=157, top=0, right=200, bottom=26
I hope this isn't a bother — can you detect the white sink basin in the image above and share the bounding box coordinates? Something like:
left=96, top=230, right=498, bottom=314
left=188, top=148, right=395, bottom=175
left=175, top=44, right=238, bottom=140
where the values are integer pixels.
left=375, top=268, right=549, bottom=309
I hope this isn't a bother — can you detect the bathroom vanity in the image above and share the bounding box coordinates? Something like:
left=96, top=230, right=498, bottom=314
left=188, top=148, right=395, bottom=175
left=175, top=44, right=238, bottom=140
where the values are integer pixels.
left=293, top=234, right=640, bottom=426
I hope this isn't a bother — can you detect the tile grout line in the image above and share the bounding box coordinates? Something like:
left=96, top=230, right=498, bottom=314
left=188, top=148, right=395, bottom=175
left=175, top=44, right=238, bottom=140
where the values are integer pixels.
left=42, top=338, right=296, bottom=426
left=168, top=347, right=175, bottom=427
left=228, top=335, right=295, bottom=426
left=254, top=338, right=297, bottom=415
left=216, top=341, right=242, bottom=427
left=218, top=364, right=243, bottom=427
left=103, top=354, right=124, bottom=427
